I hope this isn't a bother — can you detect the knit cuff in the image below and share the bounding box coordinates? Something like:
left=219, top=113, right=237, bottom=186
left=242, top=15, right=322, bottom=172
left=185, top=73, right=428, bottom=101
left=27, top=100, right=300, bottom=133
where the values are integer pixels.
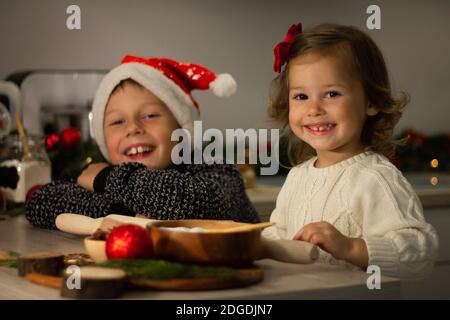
left=93, top=166, right=114, bottom=193
left=106, top=202, right=135, bottom=216
left=363, top=236, right=400, bottom=277
left=101, top=162, right=147, bottom=198
left=0, top=166, right=19, bottom=189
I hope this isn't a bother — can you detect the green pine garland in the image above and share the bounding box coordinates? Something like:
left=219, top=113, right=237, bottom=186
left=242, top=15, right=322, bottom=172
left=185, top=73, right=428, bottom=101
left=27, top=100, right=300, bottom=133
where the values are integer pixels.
left=48, top=139, right=105, bottom=180
left=98, top=259, right=235, bottom=280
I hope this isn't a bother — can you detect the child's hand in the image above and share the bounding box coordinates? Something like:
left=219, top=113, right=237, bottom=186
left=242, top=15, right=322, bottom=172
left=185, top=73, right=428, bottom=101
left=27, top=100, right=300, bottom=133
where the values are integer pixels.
left=77, top=163, right=110, bottom=192
left=293, top=221, right=368, bottom=269
left=293, top=222, right=351, bottom=260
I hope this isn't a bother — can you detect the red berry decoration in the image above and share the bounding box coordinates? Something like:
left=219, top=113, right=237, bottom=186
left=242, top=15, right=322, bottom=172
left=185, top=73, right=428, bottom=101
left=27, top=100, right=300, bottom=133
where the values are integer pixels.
left=106, top=224, right=153, bottom=260
left=45, top=134, right=60, bottom=151
left=60, top=128, right=81, bottom=149
left=26, top=184, right=44, bottom=202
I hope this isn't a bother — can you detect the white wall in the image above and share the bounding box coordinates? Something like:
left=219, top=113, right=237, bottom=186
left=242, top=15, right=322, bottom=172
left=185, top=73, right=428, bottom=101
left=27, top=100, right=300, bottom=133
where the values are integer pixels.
left=0, top=0, right=449, bottom=135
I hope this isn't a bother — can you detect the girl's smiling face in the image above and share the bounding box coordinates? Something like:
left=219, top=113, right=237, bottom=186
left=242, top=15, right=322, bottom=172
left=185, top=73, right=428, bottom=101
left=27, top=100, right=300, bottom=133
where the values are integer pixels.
left=288, top=50, right=378, bottom=167
left=104, top=82, right=180, bottom=169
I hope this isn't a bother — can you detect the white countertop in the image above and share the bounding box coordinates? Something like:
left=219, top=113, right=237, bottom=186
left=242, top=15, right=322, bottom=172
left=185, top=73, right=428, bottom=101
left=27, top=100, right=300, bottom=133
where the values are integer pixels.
left=0, top=216, right=401, bottom=299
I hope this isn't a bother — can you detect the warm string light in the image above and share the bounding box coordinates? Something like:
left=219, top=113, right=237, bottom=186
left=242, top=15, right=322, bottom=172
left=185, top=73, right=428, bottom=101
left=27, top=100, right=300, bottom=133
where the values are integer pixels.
left=430, top=176, right=439, bottom=186
left=430, top=159, right=439, bottom=168
left=429, top=159, right=439, bottom=186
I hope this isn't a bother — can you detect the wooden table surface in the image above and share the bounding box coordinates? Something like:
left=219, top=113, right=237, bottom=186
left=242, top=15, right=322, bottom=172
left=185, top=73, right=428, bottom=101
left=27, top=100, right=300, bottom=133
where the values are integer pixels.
left=0, top=215, right=401, bottom=300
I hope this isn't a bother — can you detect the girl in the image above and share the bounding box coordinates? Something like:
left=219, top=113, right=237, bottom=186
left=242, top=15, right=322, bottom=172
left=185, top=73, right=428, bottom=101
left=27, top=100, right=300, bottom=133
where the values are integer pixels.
left=26, top=56, right=259, bottom=228
left=263, top=23, right=438, bottom=279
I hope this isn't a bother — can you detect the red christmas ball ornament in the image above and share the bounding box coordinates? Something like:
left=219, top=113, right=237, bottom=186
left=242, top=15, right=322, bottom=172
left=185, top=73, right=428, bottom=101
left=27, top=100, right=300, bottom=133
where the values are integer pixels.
left=45, top=134, right=60, bottom=150
left=60, top=128, right=81, bottom=149
left=106, top=224, right=153, bottom=260
left=26, top=184, right=44, bottom=202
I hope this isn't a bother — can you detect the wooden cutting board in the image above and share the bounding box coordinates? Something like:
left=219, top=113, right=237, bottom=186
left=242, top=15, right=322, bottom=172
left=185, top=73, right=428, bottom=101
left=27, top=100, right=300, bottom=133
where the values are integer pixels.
left=129, top=265, right=264, bottom=291
left=24, top=265, right=264, bottom=292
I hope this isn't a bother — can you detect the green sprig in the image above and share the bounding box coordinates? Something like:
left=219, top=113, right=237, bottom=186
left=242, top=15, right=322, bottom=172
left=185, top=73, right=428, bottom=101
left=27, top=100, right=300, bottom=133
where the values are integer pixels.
left=0, top=259, right=17, bottom=268
left=98, top=259, right=235, bottom=280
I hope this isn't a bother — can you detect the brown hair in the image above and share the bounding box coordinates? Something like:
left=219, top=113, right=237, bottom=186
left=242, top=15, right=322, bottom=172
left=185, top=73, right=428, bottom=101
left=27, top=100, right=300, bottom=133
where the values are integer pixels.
left=111, top=78, right=145, bottom=95
left=268, top=23, right=408, bottom=166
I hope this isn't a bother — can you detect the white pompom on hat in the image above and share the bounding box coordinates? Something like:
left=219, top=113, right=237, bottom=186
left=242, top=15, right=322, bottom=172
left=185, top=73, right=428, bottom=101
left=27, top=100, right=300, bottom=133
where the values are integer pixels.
left=91, top=55, right=237, bottom=161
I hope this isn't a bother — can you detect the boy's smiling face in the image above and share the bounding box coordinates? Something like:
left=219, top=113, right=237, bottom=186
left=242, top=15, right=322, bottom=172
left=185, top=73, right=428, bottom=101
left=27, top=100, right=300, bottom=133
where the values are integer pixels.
left=103, top=82, right=180, bottom=169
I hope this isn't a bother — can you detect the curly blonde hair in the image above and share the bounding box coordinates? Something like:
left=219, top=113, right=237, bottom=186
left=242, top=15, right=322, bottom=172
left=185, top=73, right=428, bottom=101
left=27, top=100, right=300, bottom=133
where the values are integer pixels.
left=268, top=23, right=408, bottom=166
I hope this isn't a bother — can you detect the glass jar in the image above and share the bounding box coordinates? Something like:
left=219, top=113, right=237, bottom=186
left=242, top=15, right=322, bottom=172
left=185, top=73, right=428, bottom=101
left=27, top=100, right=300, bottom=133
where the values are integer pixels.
left=0, top=134, right=51, bottom=203
left=0, top=134, right=50, bottom=163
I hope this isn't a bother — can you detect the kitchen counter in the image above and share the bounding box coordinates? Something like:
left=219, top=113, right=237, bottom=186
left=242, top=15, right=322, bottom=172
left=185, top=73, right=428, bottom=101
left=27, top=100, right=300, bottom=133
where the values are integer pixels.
left=0, top=215, right=401, bottom=300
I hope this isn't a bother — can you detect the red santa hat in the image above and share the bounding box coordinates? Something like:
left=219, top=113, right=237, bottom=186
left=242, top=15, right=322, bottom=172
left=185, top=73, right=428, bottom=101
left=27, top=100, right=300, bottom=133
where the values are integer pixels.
left=91, top=55, right=237, bottom=161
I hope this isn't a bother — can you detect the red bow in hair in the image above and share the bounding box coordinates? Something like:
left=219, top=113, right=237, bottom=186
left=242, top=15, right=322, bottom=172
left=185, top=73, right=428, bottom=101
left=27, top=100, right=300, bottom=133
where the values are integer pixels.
left=273, top=23, right=303, bottom=73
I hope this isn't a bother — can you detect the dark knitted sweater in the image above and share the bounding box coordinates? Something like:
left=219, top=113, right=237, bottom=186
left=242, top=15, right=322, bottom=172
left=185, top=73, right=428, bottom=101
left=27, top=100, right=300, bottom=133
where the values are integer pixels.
left=25, top=162, right=260, bottom=229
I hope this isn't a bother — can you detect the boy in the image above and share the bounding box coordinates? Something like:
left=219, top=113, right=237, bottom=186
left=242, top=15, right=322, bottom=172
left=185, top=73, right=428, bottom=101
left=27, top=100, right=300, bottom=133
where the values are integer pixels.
left=26, top=56, right=259, bottom=228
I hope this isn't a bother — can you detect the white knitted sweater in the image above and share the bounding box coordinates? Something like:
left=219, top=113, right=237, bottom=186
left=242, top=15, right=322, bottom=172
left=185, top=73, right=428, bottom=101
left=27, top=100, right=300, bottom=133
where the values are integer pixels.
left=262, top=151, right=439, bottom=279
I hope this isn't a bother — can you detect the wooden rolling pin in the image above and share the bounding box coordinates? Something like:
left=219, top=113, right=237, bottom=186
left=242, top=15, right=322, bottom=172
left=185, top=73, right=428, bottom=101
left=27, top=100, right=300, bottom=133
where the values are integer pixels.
left=55, top=213, right=157, bottom=235
left=259, top=238, right=319, bottom=264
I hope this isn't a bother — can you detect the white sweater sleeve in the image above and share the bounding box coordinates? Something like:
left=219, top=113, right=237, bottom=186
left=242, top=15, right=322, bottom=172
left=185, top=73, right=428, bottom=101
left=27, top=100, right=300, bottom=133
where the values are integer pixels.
left=351, top=167, right=439, bottom=280
left=262, top=170, right=295, bottom=240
